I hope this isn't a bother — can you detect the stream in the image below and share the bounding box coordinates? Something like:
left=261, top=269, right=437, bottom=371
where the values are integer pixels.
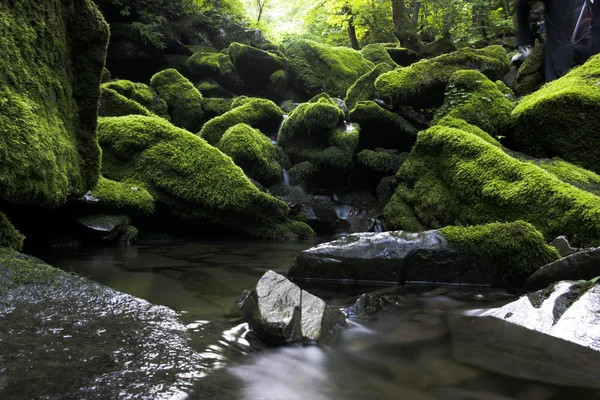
left=26, top=238, right=600, bottom=400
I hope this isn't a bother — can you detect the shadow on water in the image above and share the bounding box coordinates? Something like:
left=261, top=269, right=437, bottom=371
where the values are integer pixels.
left=24, top=239, right=600, bottom=400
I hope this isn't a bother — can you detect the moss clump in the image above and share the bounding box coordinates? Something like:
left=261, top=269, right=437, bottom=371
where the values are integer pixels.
left=386, top=47, right=419, bottom=66
left=283, top=39, right=374, bottom=98
left=288, top=161, right=317, bottom=186
left=216, top=123, right=283, bottom=186
left=376, top=175, right=398, bottom=208
left=195, top=79, right=233, bottom=98
left=278, top=96, right=358, bottom=171
left=375, top=46, right=510, bottom=109
left=228, top=42, right=284, bottom=91
left=98, top=115, right=313, bottom=239
left=433, top=70, right=515, bottom=136
left=200, top=98, right=283, bottom=144
left=0, top=0, right=109, bottom=206
left=98, top=87, right=154, bottom=118
left=0, top=212, right=25, bottom=251
left=525, top=158, right=600, bottom=197
left=89, top=176, right=155, bottom=216
left=349, top=101, right=417, bottom=151
left=512, top=54, right=600, bottom=173
left=102, top=80, right=170, bottom=119
left=345, top=63, right=394, bottom=110
left=356, top=149, right=404, bottom=174
left=150, top=69, right=204, bottom=132
left=384, top=124, right=600, bottom=247
left=434, top=116, right=500, bottom=147
left=202, top=98, right=233, bottom=120
left=185, top=51, right=243, bottom=92
left=440, top=221, right=560, bottom=284
left=360, top=44, right=397, bottom=66
left=516, top=43, right=545, bottom=96
left=0, top=249, right=63, bottom=290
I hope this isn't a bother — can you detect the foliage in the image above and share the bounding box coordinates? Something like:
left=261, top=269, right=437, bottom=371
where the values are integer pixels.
left=0, top=212, right=24, bottom=251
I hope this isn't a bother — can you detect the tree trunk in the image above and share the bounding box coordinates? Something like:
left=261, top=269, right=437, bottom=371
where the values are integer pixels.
left=391, top=0, right=422, bottom=52
left=348, top=16, right=360, bottom=49
left=257, top=6, right=263, bottom=23
left=412, top=2, right=421, bottom=29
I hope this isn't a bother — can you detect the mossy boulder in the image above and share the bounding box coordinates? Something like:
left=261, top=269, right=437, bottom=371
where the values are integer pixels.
left=98, top=87, right=154, bottom=118
left=195, top=78, right=234, bottom=98
left=278, top=95, right=358, bottom=173
left=199, top=98, right=283, bottom=144
left=0, top=0, right=109, bottom=206
left=185, top=51, right=244, bottom=93
left=384, top=124, right=600, bottom=247
left=421, top=37, right=457, bottom=58
left=375, top=46, right=510, bottom=109
left=288, top=161, right=318, bottom=187
left=351, top=149, right=406, bottom=191
left=87, top=176, right=155, bottom=216
left=386, top=47, right=419, bottom=66
left=150, top=69, right=204, bottom=132
left=283, top=39, right=374, bottom=98
left=434, top=116, right=501, bottom=147
left=228, top=42, right=285, bottom=92
left=98, top=115, right=312, bottom=239
left=512, top=54, right=600, bottom=173
left=201, top=97, right=233, bottom=120
left=360, top=44, right=397, bottom=66
left=345, top=63, right=394, bottom=110
left=102, top=80, right=170, bottom=119
left=0, top=212, right=24, bottom=251
left=433, top=70, right=515, bottom=136
left=216, top=123, right=283, bottom=186
left=349, top=101, right=417, bottom=151
left=516, top=43, right=545, bottom=96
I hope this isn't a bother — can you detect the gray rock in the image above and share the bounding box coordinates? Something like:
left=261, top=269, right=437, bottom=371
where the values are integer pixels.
left=76, top=214, right=132, bottom=242
left=238, top=270, right=336, bottom=345
left=549, top=235, right=579, bottom=257
left=525, top=247, right=600, bottom=291
left=449, top=281, right=600, bottom=389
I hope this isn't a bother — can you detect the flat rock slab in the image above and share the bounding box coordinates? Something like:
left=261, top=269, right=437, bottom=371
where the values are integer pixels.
left=525, top=247, right=600, bottom=291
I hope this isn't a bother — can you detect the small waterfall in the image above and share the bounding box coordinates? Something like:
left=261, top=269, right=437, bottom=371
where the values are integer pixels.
left=372, top=219, right=384, bottom=232
left=281, top=169, right=290, bottom=185
left=344, top=121, right=355, bottom=132
left=272, top=114, right=288, bottom=145
left=334, top=204, right=354, bottom=219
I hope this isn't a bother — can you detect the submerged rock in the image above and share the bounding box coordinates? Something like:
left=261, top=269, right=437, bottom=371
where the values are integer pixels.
left=289, top=221, right=558, bottom=287
left=238, top=270, right=337, bottom=345
left=0, top=249, right=203, bottom=399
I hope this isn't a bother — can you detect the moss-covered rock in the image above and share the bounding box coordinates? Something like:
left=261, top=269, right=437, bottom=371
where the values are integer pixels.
left=199, top=98, right=283, bottom=144
left=228, top=42, right=285, bottom=92
left=360, top=44, right=397, bottom=66
left=349, top=101, right=417, bottom=151
left=102, top=80, right=170, bottom=119
left=150, top=69, right=204, bottom=132
left=434, top=116, right=501, bottom=147
left=278, top=96, right=358, bottom=172
left=345, top=63, right=394, bottom=110
left=185, top=51, right=244, bottom=92
left=384, top=124, right=600, bottom=247
left=386, top=47, right=419, bottom=66
left=283, top=39, right=374, bottom=98
left=216, top=123, right=282, bottom=186
left=512, top=54, right=600, bottom=173
left=201, top=97, right=233, bottom=120
left=0, top=0, right=109, bottom=206
left=421, top=37, right=457, bottom=58
left=440, top=221, right=560, bottom=285
left=88, top=176, right=155, bottom=216
left=195, top=78, right=234, bottom=98
left=375, top=46, right=510, bottom=109
left=356, top=149, right=405, bottom=175
left=0, top=212, right=24, bottom=251
left=98, top=87, right=154, bottom=118
left=433, top=70, right=515, bottom=136
left=98, top=115, right=312, bottom=239
left=288, top=161, right=317, bottom=187
left=516, top=43, right=545, bottom=96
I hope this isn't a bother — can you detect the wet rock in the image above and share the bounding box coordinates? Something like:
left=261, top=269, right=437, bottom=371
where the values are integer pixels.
left=429, top=388, right=514, bottom=400
left=525, top=248, right=600, bottom=291
left=237, top=270, right=336, bottom=345
left=449, top=281, right=600, bottom=389
left=549, top=235, right=580, bottom=257
left=76, top=214, right=132, bottom=242
left=0, top=250, right=203, bottom=399
left=280, top=100, right=301, bottom=114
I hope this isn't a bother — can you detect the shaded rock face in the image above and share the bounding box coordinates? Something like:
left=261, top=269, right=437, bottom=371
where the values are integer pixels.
left=450, top=281, right=600, bottom=389
left=238, top=271, right=336, bottom=345
left=525, top=248, right=600, bottom=291
left=0, top=251, right=203, bottom=399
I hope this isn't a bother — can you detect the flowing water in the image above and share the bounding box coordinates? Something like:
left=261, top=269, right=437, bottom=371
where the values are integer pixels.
left=26, top=239, right=600, bottom=400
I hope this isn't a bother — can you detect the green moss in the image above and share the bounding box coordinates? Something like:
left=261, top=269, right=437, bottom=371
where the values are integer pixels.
left=375, top=45, right=510, bottom=109
left=376, top=175, right=398, bottom=208
left=98, top=115, right=313, bottom=239
left=185, top=51, right=243, bottom=92
left=386, top=47, right=419, bottom=66
left=349, top=101, right=417, bottom=150
left=102, top=80, right=170, bottom=119
left=356, top=149, right=404, bottom=174
left=440, top=221, right=560, bottom=284
left=283, top=39, right=374, bottom=98
left=150, top=69, right=204, bottom=132
left=288, top=161, right=317, bottom=186
left=200, top=98, right=283, bottom=144
left=434, top=116, right=500, bottom=147
left=89, top=176, right=155, bottom=216
left=230, top=96, right=254, bottom=108
left=98, top=87, right=154, bottom=118
left=516, top=43, right=545, bottom=96
left=202, top=97, right=233, bottom=120
left=195, top=79, right=233, bottom=98
left=0, top=0, right=109, bottom=206
left=512, top=54, right=600, bottom=173
left=0, top=212, right=24, bottom=251
left=345, top=63, right=394, bottom=110
left=360, top=44, right=397, bottom=67
left=384, top=124, right=600, bottom=247
left=271, top=70, right=287, bottom=84
left=495, top=80, right=514, bottom=97
left=433, top=70, right=515, bottom=136
left=382, top=186, right=425, bottom=232
left=216, top=123, right=283, bottom=186
left=0, top=249, right=63, bottom=290
left=228, top=42, right=284, bottom=89
left=527, top=158, right=600, bottom=197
